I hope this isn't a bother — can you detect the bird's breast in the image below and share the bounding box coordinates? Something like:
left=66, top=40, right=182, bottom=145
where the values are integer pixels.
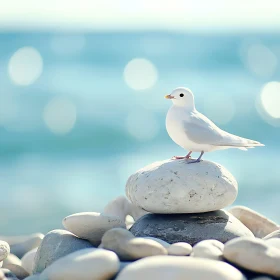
left=166, top=108, right=192, bottom=148
left=165, top=107, right=214, bottom=152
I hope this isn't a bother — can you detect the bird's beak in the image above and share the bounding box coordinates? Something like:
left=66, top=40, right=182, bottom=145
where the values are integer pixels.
left=165, top=94, right=174, bottom=99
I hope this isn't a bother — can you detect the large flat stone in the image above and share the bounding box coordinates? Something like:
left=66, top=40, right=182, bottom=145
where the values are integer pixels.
left=130, top=210, right=253, bottom=245
left=115, top=256, right=246, bottom=280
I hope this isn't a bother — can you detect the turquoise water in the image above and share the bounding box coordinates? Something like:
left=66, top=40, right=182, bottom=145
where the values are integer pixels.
left=0, top=32, right=279, bottom=234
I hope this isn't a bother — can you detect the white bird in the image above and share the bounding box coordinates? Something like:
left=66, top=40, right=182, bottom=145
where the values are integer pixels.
left=165, top=87, right=264, bottom=163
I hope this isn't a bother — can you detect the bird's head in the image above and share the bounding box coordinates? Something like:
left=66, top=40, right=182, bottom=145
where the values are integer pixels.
left=165, top=87, right=195, bottom=108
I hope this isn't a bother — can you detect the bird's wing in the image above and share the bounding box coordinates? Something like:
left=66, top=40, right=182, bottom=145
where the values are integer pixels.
left=184, top=111, right=263, bottom=147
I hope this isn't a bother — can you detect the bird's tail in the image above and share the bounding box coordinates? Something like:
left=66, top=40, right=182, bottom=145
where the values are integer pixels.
left=242, top=139, right=265, bottom=147
left=217, top=135, right=264, bottom=149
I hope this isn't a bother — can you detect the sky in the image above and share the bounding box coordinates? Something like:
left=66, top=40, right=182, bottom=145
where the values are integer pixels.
left=0, top=0, right=280, bottom=31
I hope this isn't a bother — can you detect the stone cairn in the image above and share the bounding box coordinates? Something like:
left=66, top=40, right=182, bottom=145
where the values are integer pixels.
left=0, top=159, right=280, bottom=280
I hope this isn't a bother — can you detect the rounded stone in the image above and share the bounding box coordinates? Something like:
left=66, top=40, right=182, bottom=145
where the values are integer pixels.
left=33, top=229, right=92, bottom=274
left=126, top=159, right=238, bottom=213
left=264, top=238, right=280, bottom=250
left=130, top=210, right=253, bottom=245
left=2, top=254, right=21, bottom=267
left=101, top=228, right=167, bottom=261
left=263, top=230, right=280, bottom=240
left=1, top=268, right=19, bottom=279
left=40, top=248, right=119, bottom=280
left=115, top=256, right=246, bottom=280
left=103, top=196, right=149, bottom=222
left=192, top=240, right=224, bottom=261
left=8, top=233, right=44, bottom=259
left=24, top=276, right=40, bottom=280
left=0, top=241, right=10, bottom=262
left=167, top=242, right=192, bottom=256
left=143, top=237, right=170, bottom=248
left=229, top=206, right=278, bottom=238
left=224, top=237, right=280, bottom=277
left=63, top=212, right=126, bottom=246
left=21, top=248, right=37, bottom=274
left=4, top=264, right=29, bottom=280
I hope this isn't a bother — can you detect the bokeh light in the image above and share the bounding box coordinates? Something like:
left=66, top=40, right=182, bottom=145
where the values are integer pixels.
left=203, top=95, right=236, bottom=125
left=246, top=44, right=277, bottom=78
left=8, top=47, right=43, bottom=86
left=260, top=81, right=280, bottom=119
left=43, top=97, right=77, bottom=135
left=123, top=58, right=158, bottom=90
left=125, top=108, right=160, bottom=141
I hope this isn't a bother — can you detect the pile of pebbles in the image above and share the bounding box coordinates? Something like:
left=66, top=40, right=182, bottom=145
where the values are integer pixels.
left=0, top=159, right=279, bottom=280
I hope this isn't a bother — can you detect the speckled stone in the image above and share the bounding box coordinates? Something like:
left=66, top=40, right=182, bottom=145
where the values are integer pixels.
left=0, top=241, right=10, bottom=262
left=126, top=159, right=238, bottom=213
left=33, top=230, right=92, bottom=274
left=63, top=212, right=126, bottom=246
left=130, top=211, right=253, bottom=245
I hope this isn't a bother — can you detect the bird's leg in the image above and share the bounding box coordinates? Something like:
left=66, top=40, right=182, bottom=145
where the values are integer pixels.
left=188, top=151, right=204, bottom=164
left=185, top=151, right=192, bottom=159
left=172, top=151, right=192, bottom=160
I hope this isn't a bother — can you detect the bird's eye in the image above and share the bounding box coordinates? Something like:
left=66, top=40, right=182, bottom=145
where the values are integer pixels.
left=180, top=93, right=184, bottom=97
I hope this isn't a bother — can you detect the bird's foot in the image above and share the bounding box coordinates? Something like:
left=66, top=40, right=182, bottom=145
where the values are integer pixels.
left=188, top=159, right=202, bottom=164
left=188, top=151, right=204, bottom=164
left=172, top=155, right=192, bottom=160
left=172, top=156, right=185, bottom=160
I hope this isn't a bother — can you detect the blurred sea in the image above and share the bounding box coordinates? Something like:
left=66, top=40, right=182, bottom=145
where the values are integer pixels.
left=0, top=31, right=279, bottom=234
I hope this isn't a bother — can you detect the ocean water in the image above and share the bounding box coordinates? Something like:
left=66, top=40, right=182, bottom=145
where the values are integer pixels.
left=0, top=31, right=279, bottom=234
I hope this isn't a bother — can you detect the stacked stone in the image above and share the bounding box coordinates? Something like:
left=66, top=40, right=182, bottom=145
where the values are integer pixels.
left=126, top=159, right=253, bottom=245
left=1, top=159, right=280, bottom=280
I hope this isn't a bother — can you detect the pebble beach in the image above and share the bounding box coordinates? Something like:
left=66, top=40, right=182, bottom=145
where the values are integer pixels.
left=0, top=158, right=279, bottom=280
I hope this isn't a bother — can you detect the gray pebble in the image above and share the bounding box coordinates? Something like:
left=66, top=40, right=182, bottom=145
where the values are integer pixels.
left=33, top=229, right=93, bottom=274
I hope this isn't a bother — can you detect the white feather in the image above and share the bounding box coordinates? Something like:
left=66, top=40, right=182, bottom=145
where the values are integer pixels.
left=165, top=87, right=264, bottom=153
